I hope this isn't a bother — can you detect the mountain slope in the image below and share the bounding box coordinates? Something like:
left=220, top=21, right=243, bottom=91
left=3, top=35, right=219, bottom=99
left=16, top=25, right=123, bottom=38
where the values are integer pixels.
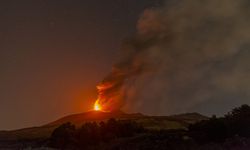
left=0, top=111, right=208, bottom=141
left=47, top=110, right=144, bottom=126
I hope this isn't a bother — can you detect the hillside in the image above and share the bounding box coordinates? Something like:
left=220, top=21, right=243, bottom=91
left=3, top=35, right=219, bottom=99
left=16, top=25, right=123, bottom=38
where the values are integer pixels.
left=47, top=110, right=144, bottom=126
left=0, top=111, right=208, bottom=141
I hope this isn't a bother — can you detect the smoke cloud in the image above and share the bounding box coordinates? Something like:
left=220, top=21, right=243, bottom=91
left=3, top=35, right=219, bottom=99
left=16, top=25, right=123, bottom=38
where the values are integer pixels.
left=97, top=0, right=250, bottom=115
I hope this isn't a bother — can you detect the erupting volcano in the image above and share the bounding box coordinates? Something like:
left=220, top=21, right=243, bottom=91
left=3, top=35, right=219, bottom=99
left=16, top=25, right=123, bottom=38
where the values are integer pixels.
left=93, top=82, right=123, bottom=112
left=92, top=68, right=130, bottom=112
left=92, top=47, right=145, bottom=112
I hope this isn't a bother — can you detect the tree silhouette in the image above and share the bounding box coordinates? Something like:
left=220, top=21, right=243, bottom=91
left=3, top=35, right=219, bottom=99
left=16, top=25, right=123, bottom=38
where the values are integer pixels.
left=49, top=119, right=144, bottom=149
left=49, top=122, right=76, bottom=149
left=225, top=104, right=250, bottom=137
left=189, top=104, right=250, bottom=143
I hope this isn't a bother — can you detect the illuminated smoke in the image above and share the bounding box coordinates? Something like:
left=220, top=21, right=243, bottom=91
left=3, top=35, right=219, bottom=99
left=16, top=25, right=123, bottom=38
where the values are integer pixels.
left=97, top=0, right=250, bottom=115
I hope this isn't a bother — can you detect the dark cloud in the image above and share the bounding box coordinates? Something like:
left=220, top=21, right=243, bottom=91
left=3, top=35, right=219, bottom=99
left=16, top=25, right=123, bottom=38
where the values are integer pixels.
left=98, top=0, right=250, bottom=115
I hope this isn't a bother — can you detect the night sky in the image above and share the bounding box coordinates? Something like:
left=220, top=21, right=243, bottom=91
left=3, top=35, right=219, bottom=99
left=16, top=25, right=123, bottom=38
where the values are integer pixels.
left=1, top=0, right=250, bottom=130
left=0, top=0, right=160, bottom=130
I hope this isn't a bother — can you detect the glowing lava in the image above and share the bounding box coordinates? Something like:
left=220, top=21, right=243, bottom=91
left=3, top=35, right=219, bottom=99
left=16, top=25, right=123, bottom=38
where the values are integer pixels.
left=94, top=100, right=102, bottom=111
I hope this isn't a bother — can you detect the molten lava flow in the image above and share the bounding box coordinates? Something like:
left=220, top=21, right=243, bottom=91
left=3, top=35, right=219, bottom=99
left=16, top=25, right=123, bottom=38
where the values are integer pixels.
left=94, top=100, right=102, bottom=111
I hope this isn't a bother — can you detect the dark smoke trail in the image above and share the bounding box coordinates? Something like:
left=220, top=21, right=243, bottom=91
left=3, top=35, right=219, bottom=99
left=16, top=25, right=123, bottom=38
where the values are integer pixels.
left=97, top=0, right=250, bottom=115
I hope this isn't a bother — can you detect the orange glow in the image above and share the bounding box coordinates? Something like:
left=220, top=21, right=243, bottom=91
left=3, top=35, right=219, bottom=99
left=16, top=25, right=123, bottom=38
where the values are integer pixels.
left=94, top=100, right=102, bottom=111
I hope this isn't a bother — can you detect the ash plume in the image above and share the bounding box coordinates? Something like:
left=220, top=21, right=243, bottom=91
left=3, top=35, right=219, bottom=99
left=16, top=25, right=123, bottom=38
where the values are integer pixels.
left=97, top=0, right=250, bottom=115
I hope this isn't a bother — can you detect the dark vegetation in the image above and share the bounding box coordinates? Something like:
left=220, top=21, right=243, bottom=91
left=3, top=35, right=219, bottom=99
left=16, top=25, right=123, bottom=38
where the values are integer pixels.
left=189, top=104, right=250, bottom=143
left=49, top=119, right=144, bottom=149
left=49, top=104, right=250, bottom=150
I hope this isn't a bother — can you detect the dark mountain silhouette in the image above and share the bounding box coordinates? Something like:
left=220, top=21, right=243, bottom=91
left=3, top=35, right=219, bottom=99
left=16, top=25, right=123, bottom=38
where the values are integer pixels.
left=0, top=111, right=207, bottom=141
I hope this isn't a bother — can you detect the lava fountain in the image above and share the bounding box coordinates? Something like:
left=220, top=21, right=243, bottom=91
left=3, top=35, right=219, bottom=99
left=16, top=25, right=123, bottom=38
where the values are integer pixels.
left=92, top=77, right=124, bottom=112
left=93, top=100, right=102, bottom=111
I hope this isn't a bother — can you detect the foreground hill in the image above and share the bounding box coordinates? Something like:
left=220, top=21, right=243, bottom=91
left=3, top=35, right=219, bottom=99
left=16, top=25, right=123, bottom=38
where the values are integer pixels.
left=2, top=105, right=250, bottom=150
left=0, top=111, right=208, bottom=141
